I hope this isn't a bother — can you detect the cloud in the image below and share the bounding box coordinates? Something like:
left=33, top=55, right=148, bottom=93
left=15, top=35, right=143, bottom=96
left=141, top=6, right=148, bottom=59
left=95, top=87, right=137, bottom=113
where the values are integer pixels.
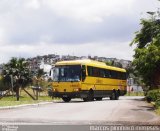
left=0, top=41, right=135, bottom=64
left=1, top=0, right=159, bottom=44
left=0, top=0, right=139, bottom=44
left=0, top=0, right=159, bottom=63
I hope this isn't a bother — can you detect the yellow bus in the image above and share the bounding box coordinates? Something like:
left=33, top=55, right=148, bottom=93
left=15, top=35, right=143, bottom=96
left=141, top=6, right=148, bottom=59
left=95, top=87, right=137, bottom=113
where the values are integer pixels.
left=51, top=59, right=127, bottom=102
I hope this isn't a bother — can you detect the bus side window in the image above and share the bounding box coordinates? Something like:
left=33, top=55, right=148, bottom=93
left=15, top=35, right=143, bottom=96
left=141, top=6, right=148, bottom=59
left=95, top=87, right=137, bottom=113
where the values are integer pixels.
left=110, top=70, right=117, bottom=79
left=105, top=69, right=110, bottom=78
left=87, top=66, right=93, bottom=76
left=117, top=72, right=121, bottom=79
left=100, top=69, right=105, bottom=78
left=82, top=65, right=86, bottom=82
left=93, top=67, right=100, bottom=77
left=122, top=73, right=127, bottom=80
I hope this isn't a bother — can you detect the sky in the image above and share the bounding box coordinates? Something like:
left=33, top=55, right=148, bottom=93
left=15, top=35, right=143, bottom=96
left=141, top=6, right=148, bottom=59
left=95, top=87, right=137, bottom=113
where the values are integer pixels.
left=0, top=0, right=159, bottom=64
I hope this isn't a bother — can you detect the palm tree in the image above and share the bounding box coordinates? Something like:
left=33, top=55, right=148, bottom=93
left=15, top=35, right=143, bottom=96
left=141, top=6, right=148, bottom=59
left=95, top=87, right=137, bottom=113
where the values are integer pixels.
left=2, top=57, right=32, bottom=101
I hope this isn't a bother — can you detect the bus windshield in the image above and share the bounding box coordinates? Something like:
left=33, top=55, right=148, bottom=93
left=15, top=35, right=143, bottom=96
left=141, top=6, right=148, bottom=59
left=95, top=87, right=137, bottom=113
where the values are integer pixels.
left=52, top=65, right=81, bottom=82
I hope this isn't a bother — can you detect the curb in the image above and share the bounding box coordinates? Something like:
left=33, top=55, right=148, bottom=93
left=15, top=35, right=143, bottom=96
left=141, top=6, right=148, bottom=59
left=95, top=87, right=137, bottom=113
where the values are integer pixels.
left=0, top=100, right=61, bottom=110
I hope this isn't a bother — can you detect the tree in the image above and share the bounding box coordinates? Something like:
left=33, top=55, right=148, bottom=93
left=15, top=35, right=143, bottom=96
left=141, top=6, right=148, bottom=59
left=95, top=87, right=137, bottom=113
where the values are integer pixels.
left=0, top=75, right=10, bottom=91
left=105, top=60, right=123, bottom=68
left=131, top=10, right=160, bottom=90
left=2, top=57, right=31, bottom=100
left=37, top=69, right=44, bottom=78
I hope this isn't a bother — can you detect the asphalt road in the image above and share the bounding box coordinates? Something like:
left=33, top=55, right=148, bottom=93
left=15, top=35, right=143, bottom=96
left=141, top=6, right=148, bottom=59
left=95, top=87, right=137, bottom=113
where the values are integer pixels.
left=0, top=96, right=160, bottom=125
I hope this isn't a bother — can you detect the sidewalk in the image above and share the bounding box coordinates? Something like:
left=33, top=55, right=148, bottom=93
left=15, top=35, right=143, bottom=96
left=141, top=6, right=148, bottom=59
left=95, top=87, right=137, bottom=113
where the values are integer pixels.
left=0, top=100, right=60, bottom=110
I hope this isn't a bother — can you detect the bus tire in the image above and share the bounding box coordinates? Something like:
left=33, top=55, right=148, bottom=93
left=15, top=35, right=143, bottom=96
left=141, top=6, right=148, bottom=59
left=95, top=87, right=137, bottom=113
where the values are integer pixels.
left=62, top=97, right=71, bottom=102
left=115, top=90, right=120, bottom=100
left=110, top=91, right=116, bottom=100
left=83, top=90, right=94, bottom=102
left=83, top=98, right=88, bottom=102
left=88, top=90, right=94, bottom=101
left=95, top=97, right=102, bottom=101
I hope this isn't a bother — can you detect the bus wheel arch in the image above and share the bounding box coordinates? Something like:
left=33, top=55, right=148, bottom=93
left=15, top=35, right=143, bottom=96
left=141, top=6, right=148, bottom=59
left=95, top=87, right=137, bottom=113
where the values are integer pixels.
left=116, top=89, right=120, bottom=100
left=117, top=89, right=120, bottom=95
left=95, top=97, right=102, bottom=101
left=110, top=89, right=116, bottom=100
left=62, top=97, right=71, bottom=102
left=83, top=89, right=94, bottom=102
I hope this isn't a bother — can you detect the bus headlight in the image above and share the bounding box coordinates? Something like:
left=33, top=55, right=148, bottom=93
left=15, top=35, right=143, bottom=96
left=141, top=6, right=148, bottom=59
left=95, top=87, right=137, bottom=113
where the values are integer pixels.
left=53, top=88, right=57, bottom=92
left=74, top=88, right=81, bottom=92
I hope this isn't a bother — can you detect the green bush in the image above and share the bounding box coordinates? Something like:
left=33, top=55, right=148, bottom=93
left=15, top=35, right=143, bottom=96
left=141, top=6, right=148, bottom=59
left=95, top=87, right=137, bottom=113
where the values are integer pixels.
left=146, top=89, right=160, bottom=102
left=0, top=76, right=10, bottom=91
left=155, top=100, right=160, bottom=109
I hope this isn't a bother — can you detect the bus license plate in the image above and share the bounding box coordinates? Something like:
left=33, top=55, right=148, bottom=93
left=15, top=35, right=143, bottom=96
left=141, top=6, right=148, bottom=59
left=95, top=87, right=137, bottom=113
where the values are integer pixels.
left=63, top=95, right=67, bottom=97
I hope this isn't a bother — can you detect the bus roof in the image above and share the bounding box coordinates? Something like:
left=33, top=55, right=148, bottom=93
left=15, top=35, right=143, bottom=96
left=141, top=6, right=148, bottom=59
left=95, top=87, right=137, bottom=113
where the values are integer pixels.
left=55, top=59, right=126, bottom=72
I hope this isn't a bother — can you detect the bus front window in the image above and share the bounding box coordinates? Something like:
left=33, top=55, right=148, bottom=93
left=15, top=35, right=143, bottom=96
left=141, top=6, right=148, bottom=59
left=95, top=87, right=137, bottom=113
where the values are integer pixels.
left=52, top=67, right=59, bottom=81
left=53, top=65, right=81, bottom=82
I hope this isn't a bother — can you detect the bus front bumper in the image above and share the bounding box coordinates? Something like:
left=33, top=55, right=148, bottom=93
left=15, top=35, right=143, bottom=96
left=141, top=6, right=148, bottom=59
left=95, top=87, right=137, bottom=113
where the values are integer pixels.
left=52, top=91, right=88, bottom=98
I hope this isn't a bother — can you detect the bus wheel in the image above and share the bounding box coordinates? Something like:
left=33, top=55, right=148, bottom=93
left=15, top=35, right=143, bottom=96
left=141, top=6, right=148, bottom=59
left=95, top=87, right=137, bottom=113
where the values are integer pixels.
left=62, top=97, right=71, bottom=102
left=110, top=91, right=116, bottom=100
left=95, top=97, right=102, bottom=101
left=115, top=91, right=119, bottom=100
left=83, top=90, right=94, bottom=102
left=83, top=98, right=88, bottom=102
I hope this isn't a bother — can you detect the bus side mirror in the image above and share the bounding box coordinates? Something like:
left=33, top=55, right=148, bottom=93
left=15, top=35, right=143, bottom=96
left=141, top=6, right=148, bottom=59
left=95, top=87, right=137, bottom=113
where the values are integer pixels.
left=82, top=65, right=86, bottom=82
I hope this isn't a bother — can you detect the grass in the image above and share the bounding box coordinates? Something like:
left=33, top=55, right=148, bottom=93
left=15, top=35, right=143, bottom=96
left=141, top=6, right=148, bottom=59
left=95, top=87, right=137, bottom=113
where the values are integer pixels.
left=0, top=96, right=54, bottom=107
left=0, top=96, right=53, bottom=107
left=156, top=107, right=160, bottom=115
left=125, top=92, right=144, bottom=96
left=0, top=100, right=38, bottom=107
left=0, top=88, right=56, bottom=107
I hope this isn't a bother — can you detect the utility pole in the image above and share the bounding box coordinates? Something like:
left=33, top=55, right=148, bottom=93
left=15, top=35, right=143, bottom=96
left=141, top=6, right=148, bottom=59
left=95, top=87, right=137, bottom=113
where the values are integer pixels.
left=128, top=78, right=133, bottom=96
left=10, top=75, right=14, bottom=96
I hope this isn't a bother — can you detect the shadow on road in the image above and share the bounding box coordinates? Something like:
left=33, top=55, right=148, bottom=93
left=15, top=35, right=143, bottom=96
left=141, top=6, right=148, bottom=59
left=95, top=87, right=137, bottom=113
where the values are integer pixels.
left=123, top=97, right=145, bottom=101
left=137, top=105, right=155, bottom=111
left=54, top=97, right=114, bottom=103
left=55, top=100, right=84, bottom=103
left=54, top=99, right=110, bottom=103
left=53, top=96, right=146, bottom=103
